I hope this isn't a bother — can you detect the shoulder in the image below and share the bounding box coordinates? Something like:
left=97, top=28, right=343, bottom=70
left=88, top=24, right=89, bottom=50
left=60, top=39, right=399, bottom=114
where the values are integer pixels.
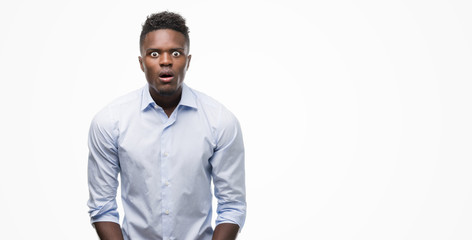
left=189, top=86, right=239, bottom=126
left=104, top=87, right=143, bottom=113
left=187, top=87, right=241, bottom=141
left=90, top=87, right=143, bottom=130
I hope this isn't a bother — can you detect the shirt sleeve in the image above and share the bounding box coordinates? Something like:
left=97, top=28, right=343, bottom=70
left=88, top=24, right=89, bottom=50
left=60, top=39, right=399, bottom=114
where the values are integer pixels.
left=210, top=107, right=247, bottom=230
left=87, top=107, right=121, bottom=225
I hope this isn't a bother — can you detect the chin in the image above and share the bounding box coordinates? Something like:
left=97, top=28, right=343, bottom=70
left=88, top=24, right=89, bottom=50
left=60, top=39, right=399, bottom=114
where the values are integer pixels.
left=149, top=81, right=181, bottom=97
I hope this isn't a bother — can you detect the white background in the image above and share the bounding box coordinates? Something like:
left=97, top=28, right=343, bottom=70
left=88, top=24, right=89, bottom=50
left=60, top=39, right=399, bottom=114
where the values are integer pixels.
left=0, top=0, right=471, bottom=239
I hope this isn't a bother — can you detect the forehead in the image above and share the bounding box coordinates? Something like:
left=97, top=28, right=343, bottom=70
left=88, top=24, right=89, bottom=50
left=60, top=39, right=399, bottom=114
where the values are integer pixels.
left=141, top=29, right=188, bottom=51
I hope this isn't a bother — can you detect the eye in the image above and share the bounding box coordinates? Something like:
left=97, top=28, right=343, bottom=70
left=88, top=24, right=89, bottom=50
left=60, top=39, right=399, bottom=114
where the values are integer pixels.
left=150, top=52, right=159, bottom=57
left=172, top=51, right=181, bottom=57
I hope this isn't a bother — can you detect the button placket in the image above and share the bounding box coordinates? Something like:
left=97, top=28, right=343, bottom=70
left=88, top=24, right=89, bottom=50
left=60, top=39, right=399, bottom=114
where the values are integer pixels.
left=160, top=124, right=174, bottom=239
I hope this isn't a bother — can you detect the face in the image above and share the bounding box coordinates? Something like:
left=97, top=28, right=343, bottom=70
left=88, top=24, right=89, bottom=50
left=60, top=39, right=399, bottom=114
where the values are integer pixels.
left=139, top=29, right=191, bottom=98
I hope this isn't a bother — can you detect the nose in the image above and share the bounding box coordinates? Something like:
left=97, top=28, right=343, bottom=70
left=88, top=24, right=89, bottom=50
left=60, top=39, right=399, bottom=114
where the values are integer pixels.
left=159, top=52, right=172, bottom=66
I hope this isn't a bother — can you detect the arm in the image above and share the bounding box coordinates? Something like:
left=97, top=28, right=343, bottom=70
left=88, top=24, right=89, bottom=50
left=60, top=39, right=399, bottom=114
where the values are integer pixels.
left=87, top=108, right=122, bottom=239
left=210, top=108, right=247, bottom=238
left=94, top=222, right=124, bottom=240
left=212, top=223, right=240, bottom=240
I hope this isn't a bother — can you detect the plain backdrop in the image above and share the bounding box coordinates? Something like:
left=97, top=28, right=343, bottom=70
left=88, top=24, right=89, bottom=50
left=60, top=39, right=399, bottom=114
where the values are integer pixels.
left=0, top=0, right=471, bottom=239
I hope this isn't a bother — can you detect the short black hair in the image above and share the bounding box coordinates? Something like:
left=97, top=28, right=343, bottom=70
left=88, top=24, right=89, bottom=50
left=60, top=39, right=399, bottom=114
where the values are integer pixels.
left=139, top=11, right=190, bottom=51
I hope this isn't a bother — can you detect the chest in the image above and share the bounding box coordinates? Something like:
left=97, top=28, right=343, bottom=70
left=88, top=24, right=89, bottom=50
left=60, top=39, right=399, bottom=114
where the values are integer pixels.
left=116, top=110, right=216, bottom=179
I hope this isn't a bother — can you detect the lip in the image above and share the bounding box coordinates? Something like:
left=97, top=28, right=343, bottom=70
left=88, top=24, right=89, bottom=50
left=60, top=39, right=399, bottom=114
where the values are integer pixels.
left=159, top=76, right=174, bottom=83
left=159, top=69, right=175, bottom=83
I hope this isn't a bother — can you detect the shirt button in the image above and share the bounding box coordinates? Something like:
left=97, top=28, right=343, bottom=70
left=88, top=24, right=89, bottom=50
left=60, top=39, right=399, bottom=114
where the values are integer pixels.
left=163, top=152, right=169, bottom=157
left=165, top=210, right=170, bottom=215
left=165, top=181, right=170, bottom=186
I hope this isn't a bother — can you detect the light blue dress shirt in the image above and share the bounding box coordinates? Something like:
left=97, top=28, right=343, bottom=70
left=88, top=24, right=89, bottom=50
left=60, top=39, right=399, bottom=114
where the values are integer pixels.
left=87, top=83, right=246, bottom=240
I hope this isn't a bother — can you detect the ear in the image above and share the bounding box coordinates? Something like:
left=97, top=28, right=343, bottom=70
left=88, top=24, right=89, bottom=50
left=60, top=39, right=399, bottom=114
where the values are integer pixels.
left=138, top=56, right=144, bottom=72
left=186, top=54, right=192, bottom=70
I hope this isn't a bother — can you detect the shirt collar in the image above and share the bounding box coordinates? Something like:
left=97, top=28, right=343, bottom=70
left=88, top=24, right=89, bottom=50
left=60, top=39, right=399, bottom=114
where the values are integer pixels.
left=141, top=83, right=197, bottom=111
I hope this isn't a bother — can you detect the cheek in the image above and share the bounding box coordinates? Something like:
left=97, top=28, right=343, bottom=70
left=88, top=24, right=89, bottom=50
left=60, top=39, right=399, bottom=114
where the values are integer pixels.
left=178, top=60, right=190, bottom=73
left=143, top=61, right=158, bottom=73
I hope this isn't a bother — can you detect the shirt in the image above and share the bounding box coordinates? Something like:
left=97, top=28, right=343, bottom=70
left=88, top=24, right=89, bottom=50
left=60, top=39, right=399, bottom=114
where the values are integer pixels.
left=87, top=83, right=246, bottom=240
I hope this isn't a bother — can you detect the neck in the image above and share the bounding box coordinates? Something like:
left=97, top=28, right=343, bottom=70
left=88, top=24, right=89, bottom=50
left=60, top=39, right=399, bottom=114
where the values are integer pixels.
left=149, top=87, right=182, bottom=117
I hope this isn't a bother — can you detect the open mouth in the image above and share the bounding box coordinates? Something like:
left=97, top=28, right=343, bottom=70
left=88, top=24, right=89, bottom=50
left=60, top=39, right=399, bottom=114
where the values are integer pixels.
left=159, top=70, right=174, bottom=82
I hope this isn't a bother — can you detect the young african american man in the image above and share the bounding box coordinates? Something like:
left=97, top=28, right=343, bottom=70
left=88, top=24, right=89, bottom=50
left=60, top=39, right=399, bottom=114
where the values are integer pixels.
left=87, top=11, right=246, bottom=240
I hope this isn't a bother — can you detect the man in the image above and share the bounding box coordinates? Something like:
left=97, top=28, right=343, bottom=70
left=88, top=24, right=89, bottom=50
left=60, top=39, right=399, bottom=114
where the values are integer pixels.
left=87, top=11, right=246, bottom=240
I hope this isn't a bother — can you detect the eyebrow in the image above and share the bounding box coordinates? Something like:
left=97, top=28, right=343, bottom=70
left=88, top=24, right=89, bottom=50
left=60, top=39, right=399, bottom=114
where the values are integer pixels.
left=145, top=48, right=185, bottom=52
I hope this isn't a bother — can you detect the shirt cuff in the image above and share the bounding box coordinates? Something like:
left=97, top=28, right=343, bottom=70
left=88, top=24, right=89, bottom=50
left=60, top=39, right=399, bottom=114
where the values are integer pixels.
left=90, top=213, right=120, bottom=226
left=215, top=211, right=246, bottom=232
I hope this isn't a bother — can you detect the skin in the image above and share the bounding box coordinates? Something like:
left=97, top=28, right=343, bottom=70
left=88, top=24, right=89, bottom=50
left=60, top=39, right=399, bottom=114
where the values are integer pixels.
left=139, top=29, right=192, bottom=117
left=94, top=29, right=240, bottom=239
left=94, top=222, right=124, bottom=240
left=212, top=223, right=240, bottom=240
